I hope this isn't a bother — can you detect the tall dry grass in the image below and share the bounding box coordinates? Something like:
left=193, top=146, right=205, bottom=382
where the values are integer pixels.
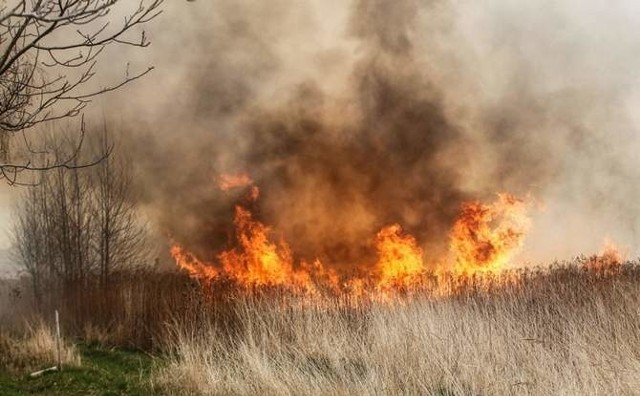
left=4, top=259, right=640, bottom=394
left=0, top=321, right=81, bottom=373
left=154, top=263, right=640, bottom=395
left=2, top=270, right=210, bottom=349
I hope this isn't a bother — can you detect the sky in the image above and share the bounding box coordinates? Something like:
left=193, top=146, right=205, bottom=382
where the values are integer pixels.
left=0, top=186, right=16, bottom=249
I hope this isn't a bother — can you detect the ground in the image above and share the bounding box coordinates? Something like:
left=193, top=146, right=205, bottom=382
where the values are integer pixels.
left=0, top=345, right=158, bottom=396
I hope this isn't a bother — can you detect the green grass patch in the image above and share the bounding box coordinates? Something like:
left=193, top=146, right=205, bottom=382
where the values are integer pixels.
left=0, top=344, right=160, bottom=395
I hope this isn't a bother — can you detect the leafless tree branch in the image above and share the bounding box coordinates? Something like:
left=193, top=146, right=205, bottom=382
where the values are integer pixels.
left=0, top=0, right=163, bottom=183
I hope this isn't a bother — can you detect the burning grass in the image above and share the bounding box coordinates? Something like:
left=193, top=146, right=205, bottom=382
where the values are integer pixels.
left=172, top=190, right=533, bottom=296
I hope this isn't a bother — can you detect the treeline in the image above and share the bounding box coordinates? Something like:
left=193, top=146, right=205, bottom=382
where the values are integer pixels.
left=12, top=128, right=148, bottom=311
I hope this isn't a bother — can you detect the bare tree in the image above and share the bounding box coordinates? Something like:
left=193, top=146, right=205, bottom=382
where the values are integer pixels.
left=12, top=125, right=149, bottom=309
left=12, top=183, right=49, bottom=308
left=0, top=0, right=163, bottom=183
left=90, top=127, right=147, bottom=287
left=12, top=129, right=92, bottom=308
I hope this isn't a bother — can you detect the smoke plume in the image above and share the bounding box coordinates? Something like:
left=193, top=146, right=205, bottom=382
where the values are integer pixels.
left=101, top=0, right=640, bottom=268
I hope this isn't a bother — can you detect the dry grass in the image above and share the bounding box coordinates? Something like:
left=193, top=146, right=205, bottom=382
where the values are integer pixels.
left=4, top=261, right=640, bottom=394
left=154, top=264, right=640, bottom=395
left=1, top=270, right=207, bottom=350
left=0, top=321, right=81, bottom=373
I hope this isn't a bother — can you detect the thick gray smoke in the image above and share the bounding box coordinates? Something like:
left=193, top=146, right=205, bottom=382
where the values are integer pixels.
left=102, top=0, right=640, bottom=267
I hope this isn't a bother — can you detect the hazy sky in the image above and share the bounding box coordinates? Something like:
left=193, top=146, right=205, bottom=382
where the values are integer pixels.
left=0, top=186, right=16, bottom=249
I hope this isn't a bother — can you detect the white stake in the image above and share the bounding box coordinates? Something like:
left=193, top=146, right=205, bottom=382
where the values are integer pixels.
left=30, top=366, right=58, bottom=378
left=55, top=310, right=62, bottom=371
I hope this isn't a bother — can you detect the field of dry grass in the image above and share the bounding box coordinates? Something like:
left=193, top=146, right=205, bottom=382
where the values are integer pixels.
left=153, top=264, right=640, bottom=395
left=3, top=261, right=640, bottom=395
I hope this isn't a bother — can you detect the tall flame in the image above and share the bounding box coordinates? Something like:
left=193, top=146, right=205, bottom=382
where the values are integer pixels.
left=375, top=224, right=425, bottom=289
left=449, top=194, right=531, bottom=275
left=218, top=206, right=312, bottom=290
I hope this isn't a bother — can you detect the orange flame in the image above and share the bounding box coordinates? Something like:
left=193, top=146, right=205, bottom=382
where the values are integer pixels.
left=449, top=194, right=531, bottom=275
left=584, top=239, right=625, bottom=272
left=218, top=206, right=313, bottom=290
left=218, top=173, right=253, bottom=191
left=375, top=224, right=424, bottom=289
left=170, top=244, right=218, bottom=280
left=171, top=192, right=533, bottom=297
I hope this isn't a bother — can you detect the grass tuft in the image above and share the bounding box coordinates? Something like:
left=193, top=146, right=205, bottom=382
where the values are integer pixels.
left=0, top=321, right=80, bottom=374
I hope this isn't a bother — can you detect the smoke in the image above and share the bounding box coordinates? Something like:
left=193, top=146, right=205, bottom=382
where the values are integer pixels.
left=102, top=0, right=640, bottom=268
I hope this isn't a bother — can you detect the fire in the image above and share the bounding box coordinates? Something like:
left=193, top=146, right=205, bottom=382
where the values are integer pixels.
left=171, top=185, right=534, bottom=297
left=449, top=194, right=531, bottom=275
left=171, top=244, right=218, bottom=280
left=584, top=239, right=625, bottom=272
left=375, top=224, right=425, bottom=289
left=300, top=259, right=341, bottom=294
left=600, top=239, right=624, bottom=265
left=218, top=173, right=253, bottom=191
left=218, top=206, right=313, bottom=290
left=172, top=176, right=316, bottom=292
